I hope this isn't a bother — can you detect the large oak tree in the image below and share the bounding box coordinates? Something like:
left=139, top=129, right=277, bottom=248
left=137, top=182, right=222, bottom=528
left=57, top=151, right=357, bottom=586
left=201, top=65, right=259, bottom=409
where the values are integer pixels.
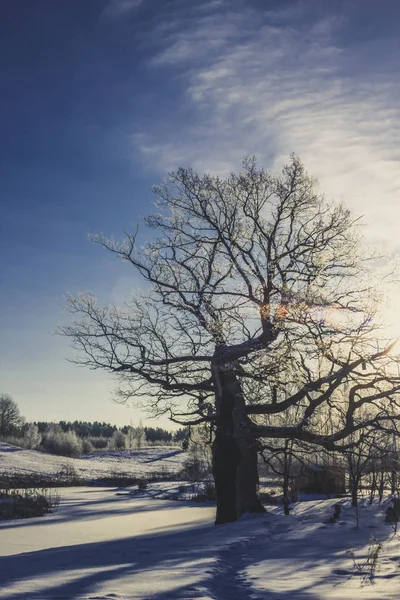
left=61, top=156, right=400, bottom=523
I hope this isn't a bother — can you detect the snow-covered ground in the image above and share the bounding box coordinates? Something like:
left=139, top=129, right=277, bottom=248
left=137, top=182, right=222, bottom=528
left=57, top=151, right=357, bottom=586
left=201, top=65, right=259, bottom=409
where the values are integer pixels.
left=0, top=486, right=399, bottom=599
left=0, top=442, right=186, bottom=480
left=1, top=443, right=399, bottom=599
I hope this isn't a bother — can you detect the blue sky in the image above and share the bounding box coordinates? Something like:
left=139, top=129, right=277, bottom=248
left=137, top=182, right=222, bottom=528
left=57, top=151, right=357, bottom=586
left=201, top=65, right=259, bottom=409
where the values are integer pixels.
left=1, top=0, right=399, bottom=427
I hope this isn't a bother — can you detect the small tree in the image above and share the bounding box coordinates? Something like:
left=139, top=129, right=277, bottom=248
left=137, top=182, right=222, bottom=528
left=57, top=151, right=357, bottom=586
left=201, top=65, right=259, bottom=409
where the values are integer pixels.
left=0, top=394, right=23, bottom=437
left=126, top=425, right=146, bottom=449
left=23, top=423, right=42, bottom=449
left=108, top=429, right=126, bottom=450
left=182, top=425, right=212, bottom=485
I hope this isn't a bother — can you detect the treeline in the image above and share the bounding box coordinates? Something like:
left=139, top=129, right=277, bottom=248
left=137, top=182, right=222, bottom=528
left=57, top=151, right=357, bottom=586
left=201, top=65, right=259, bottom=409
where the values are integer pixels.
left=34, top=421, right=189, bottom=444
left=0, top=395, right=190, bottom=458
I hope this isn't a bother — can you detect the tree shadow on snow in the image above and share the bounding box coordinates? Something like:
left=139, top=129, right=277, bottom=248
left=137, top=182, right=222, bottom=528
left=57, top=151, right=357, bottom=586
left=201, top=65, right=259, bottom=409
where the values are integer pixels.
left=0, top=518, right=218, bottom=599
left=0, top=503, right=397, bottom=600
left=0, top=493, right=197, bottom=531
left=141, top=449, right=183, bottom=463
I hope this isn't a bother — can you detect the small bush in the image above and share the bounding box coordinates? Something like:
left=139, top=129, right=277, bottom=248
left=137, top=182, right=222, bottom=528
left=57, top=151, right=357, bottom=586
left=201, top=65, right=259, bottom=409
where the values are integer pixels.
left=0, top=471, right=60, bottom=489
left=347, top=536, right=384, bottom=582
left=137, top=478, right=148, bottom=490
left=182, top=456, right=206, bottom=483
left=0, top=435, right=30, bottom=448
left=181, top=430, right=212, bottom=481
left=56, top=463, right=81, bottom=485
left=203, top=481, right=216, bottom=501
left=0, top=488, right=60, bottom=520
left=259, top=491, right=278, bottom=505
left=81, top=439, right=94, bottom=454
left=87, top=436, right=108, bottom=449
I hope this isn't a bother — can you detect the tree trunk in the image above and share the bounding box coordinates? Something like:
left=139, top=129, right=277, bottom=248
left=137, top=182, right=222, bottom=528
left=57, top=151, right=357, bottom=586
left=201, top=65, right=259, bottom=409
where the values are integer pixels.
left=236, top=441, right=265, bottom=517
left=283, top=474, right=290, bottom=515
left=282, top=442, right=292, bottom=515
left=378, top=471, right=385, bottom=504
left=391, top=467, right=397, bottom=496
left=351, top=479, right=358, bottom=508
left=212, top=427, right=241, bottom=525
left=369, top=470, right=377, bottom=505
left=212, top=363, right=265, bottom=525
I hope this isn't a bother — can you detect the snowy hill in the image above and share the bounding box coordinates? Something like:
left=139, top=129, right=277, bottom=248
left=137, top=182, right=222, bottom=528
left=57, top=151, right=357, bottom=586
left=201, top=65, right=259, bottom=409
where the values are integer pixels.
left=0, top=442, right=186, bottom=481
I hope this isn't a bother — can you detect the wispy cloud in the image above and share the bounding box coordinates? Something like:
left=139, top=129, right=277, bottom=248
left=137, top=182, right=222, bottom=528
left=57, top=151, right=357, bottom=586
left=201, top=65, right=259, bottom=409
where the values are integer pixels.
left=103, top=0, right=145, bottom=18
left=130, top=2, right=400, bottom=248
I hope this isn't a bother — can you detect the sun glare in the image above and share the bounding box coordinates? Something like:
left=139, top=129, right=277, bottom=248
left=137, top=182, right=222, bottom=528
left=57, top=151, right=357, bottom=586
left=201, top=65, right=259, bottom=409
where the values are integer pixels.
left=380, top=292, right=400, bottom=352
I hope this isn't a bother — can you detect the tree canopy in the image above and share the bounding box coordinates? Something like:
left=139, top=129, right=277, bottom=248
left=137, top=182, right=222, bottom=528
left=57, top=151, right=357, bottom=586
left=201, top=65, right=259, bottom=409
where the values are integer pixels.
left=0, top=394, right=23, bottom=437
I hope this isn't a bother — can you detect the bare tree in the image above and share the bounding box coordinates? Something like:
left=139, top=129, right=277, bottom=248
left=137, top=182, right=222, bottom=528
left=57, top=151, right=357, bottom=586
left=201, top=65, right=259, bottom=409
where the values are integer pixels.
left=0, top=394, right=23, bottom=437
left=60, top=156, right=400, bottom=523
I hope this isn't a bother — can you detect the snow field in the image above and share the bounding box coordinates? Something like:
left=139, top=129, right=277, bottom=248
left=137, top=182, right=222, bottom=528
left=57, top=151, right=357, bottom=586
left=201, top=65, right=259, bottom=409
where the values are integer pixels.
left=1, top=443, right=400, bottom=599
left=0, top=487, right=399, bottom=599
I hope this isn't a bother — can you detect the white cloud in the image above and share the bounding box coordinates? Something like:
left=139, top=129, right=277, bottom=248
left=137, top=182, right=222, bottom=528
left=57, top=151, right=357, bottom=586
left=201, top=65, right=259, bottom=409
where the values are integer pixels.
left=131, top=2, right=400, bottom=249
left=150, top=14, right=241, bottom=66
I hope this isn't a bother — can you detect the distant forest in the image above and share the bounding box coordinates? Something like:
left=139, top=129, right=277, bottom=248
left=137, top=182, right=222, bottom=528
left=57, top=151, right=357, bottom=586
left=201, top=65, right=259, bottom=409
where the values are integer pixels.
left=34, top=421, right=189, bottom=443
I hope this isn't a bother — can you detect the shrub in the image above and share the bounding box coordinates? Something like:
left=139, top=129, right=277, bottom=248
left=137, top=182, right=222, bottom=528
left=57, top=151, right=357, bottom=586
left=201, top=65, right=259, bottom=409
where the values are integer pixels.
left=203, top=481, right=216, bottom=501
left=182, top=455, right=206, bottom=483
left=87, top=436, right=108, bottom=449
left=107, top=430, right=126, bottom=450
left=41, top=426, right=83, bottom=457
left=81, top=439, right=94, bottom=454
left=56, top=463, right=81, bottom=485
left=1, top=424, right=41, bottom=450
left=181, top=433, right=212, bottom=483
left=258, top=491, right=278, bottom=505
left=0, top=435, right=30, bottom=448
left=0, top=488, right=60, bottom=520
left=347, top=536, right=384, bottom=582
left=0, top=471, right=60, bottom=489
